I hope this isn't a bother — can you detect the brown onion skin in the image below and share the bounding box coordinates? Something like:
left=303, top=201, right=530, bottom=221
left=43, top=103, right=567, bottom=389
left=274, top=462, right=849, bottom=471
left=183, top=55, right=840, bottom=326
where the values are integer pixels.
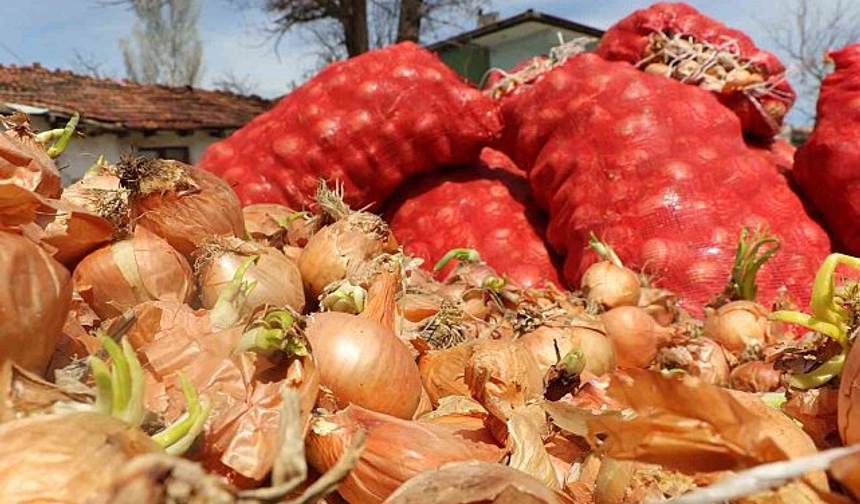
left=658, top=337, right=730, bottom=386
left=0, top=231, right=72, bottom=375
left=131, top=162, right=245, bottom=258
left=0, top=412, right=160, bottom=504
left=418, top=343, right=476, bottom=407
left=839, top=336, right=860, bottom=444
left=518, top=323, right=616, bottom=377
left=197, top=243, right=305, bottom=315
left=306, top=406, right=503, bottom=504
left=730, top=361, right=782, bottom=393
left=702, top=301, right=770, bottom=354
left=382, top=461, right=575, bottom=504
left=601, top=306, right=671, bottom=369
left=465, top=340, right=544, bottom=422
left=73, top=226, right=195, bottom=320
left=305, top=311, right=422, bottom=419
left=0, top=130, right=61, bottom=198
left=243, top=203, right=317, bottom=248
left=299, top=217, right=398, bottom=301
left=581, top=261, right=641, bottom=309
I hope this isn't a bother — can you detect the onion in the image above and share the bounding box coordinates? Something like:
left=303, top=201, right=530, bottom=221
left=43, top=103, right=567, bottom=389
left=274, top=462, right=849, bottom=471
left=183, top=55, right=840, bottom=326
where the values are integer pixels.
left=243, top=203, right=317, bottom=248
left=0, top=362, right=91, bottom=420
left=382, top=461, right=576, bottom=504
left=117, top=157, right=245, bottom=258
left=418, top=342, right=476, bottom=406
left=703, top=300, right=771, bottom=355
left=0, top=412, right=160, bottom=504
left=518, top=318, right=616, bottom=378
left=656, top=337, right=730, bottom=386
left=0, top=231, right=72, bottom=375
left=839, top=335, right=860, bottom=444
left=593, top=458, right=697, bottom=504
left=0, top=120, right=62, bottom=198
left=305, top=273, right=422, bottom=418
left=581, top=260, right=641, bottom=309
left=600, top=306, right=673, bottom=369
left=196, top=236, right=305, bottom=315
left=306, top=405, right=503, bottom=504
left=785, top=388, right=839, bottom=449
left=61, top=167, right=131, bottom=236
left=465, top=339, right=544, bottom=422
left=33, top=199, right=114, bottom=267
left=730, top=361, right=783, bottom=392
left=637, top=286, right=678, bottom=326
left=299, top=183, right=398, bottom=301
left=73, top=226, right=194, bottom=320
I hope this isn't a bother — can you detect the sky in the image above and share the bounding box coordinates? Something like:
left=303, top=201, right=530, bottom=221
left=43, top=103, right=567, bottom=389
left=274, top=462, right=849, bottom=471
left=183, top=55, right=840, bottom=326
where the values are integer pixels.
left=0, top=1, right=843, bottom=124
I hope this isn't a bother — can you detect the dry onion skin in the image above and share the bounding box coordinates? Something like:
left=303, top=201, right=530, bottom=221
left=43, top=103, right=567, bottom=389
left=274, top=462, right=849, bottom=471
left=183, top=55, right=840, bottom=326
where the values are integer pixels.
left=418, top=342, right=476, bottom=407
left=0, top=412, right=160, bottom=504
left=839, top=334, right=860, bottom=444
left=298, top=182, right=398, bottom=301
left=730, top=361, right=783, bottom=393
left=464, top=339, right=544, bottom=422
left=518, top=320, right=616, bottom=378
left=196, top=236, right=305, bottom=315
left=306, top=405, right=504, bottom=504
left=0, top=117, right=62, bottom=198
left=117, top=157, right=245, bottom=258
left=382, top=461, right=576, bottom=504
left=703, top=300, right=772, bottom=355
left=656, top=337, right=730, bottom=386
left=73, top=225, right=195, bottom=320
left=600, top=306, right=672, bottom=369
left=0, top=231, right=72, bottom=375
left=34, top=199, right=114, bottom=267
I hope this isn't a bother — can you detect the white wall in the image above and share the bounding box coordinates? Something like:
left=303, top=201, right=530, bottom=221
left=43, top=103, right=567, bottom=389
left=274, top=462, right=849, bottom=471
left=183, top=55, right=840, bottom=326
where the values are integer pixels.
left=28, top=117, right=230, bottom=186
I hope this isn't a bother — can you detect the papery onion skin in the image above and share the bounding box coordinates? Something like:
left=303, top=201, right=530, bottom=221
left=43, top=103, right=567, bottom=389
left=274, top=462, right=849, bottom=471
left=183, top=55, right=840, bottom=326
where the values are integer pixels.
left=123, top=159, right=246, bottom=258
left=197, top=240, right=305, bottom=315
left=600, top=306, right=671, bottom=369
left=418, top=342, right=475, bottom=407
left=0, top=231, right=72, bottom=375
left=306, top=406, right=503, bottom=504
left=465, top=339, right=544, bottom=422
left=0, top=129, right=61, bottom=198
left=0, top=412, right=160, bottom=504
left=305, top=311, right=422, bottom=419
left=37, top=199, right=114, bottom=268
left=702, top=301, right=770, bottom=354
left=657, top=337, right=730, bottom=386
left=382, top=461, right=576, bottom=504
left=730, top=361, right=782, bottom=393
left=581, top=261, right=641, bottom=309
left=299, top=216, right=398, bottom=301
left=518, top=322, right=616, bottom=378
left=243, top=203, right=317, bottom=248
left=73, top=226, right=195, bottom=320
left=838, top=335, right=860, bottom=444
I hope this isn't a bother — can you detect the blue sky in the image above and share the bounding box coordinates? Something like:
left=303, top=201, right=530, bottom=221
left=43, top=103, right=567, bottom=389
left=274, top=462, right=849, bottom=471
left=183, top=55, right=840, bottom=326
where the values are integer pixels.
left=0, top=1, right=837, bottom=124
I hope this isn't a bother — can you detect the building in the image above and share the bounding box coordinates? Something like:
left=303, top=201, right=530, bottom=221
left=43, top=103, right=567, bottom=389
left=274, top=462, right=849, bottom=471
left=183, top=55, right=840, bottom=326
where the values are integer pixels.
left=0, top=64, right=272, bottom=184
left=428, top=10, right=605, bottom=85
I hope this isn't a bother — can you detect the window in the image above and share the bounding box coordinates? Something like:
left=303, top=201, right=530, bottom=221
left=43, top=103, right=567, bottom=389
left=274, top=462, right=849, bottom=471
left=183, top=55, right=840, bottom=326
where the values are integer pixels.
left=137, top=146, right=191, bottom=163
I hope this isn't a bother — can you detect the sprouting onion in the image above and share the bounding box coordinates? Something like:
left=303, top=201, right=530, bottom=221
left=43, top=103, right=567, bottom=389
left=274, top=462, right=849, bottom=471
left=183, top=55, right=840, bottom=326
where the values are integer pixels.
left=715, top=226, right=780, bottom=305
left=434, top=248, right=482, bottom=272
left=209, top=255, right=259, bottom=331
left=770, top=253, right=860, bottom=388
left=320, top=281, right=367, bottom=314
left=35, top=112, right=80, bottom=158
left=88, top=335, right=211, bottom=455
left=235, top=306, right=309, bottom=358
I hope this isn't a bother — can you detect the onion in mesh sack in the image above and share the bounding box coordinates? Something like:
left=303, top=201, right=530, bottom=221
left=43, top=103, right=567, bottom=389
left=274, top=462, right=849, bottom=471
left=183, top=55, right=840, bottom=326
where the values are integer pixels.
left=116, top=156, right=245, bottom=258
left=195, top=236, right=305, bottom=316
left=0, top=230, right=72, bottom=375
left=73, top=225, right=195, bottom=320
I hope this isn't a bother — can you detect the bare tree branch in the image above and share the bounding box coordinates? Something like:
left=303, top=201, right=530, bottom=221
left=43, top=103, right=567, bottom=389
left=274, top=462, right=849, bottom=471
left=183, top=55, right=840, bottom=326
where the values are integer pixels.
left=213, top=70, right=261, bottom=95
left=762, top=0, right=860, bottom=121
left=70, top=50, right=107, bottom=78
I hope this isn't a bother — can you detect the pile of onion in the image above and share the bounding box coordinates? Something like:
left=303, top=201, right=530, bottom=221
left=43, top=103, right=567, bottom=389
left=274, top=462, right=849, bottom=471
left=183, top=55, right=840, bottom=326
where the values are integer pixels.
left=299, top=182, right=398, bottom=301
left=0, top=412, right=160, bottom=504
left=306, top=405, right=503, bottom=504
left=116, top=157, right=245, bottom=258
left=305, top=272, right=422, bottom=418
left=195, top=236, right=305, bottom=316
left=0, top=231, right=72, bottom=374
left=73, top=226, right=194, bottom=320
left=601, top=306, right=673, bottom=369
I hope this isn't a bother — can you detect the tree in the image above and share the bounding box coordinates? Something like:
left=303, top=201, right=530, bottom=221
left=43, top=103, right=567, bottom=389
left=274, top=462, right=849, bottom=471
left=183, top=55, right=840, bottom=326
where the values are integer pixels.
left=71, top=50, right=107, bottom=79
left=213, top=70, right=261, bottom=96
left=258, top=0, right=487, bottom=63
left=118, top=0, right=204, bottom=86
left=763, top=0, right=860, bottom=121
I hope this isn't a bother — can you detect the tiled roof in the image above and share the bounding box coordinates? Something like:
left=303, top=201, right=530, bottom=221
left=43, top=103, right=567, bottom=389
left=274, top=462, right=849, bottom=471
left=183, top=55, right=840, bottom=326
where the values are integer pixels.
left=0, top=63, right=273, bottom=131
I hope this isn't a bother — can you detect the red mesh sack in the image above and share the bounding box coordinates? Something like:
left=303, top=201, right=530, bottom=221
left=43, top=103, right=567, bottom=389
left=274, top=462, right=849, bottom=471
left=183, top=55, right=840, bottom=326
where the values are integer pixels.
left=596, top=2, right=795, bottom=139
left=795, top=44, right=860, bottom=254
left=384, top=148, right=561, bottom=289
left=528, top=54, right=829, bottom=311
left=197, top=42, right=503, bottom=210
left=748, top=138, right=796, bottom=176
